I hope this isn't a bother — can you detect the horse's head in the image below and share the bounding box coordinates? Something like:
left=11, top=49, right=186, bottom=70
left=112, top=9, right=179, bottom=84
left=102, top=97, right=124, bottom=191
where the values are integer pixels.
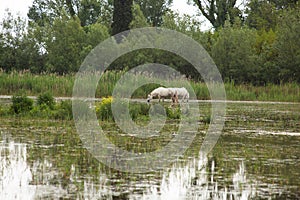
left=147, top=94, right=152, bottom=103
left=147, top=94, right=152, bottom=102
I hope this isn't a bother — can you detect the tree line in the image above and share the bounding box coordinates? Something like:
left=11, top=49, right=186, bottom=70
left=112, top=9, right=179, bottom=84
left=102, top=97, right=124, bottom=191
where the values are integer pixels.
left=0, top=0, right=299, bottom=84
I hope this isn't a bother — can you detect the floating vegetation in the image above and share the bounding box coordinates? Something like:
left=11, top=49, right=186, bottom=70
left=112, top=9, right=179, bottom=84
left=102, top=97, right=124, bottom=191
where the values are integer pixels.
left=0, top=100, right=300, bottom=199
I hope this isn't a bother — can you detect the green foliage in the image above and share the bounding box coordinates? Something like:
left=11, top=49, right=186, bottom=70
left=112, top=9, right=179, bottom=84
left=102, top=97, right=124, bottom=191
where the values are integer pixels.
left=28, top=0, right=65, bottom=26
left=199, top=115, right=211, bottom=124
left=11, top=95, right=34, bottom=114
left=245, top=0, right=298, bottom=30
left=37, top=92, right=55, bottom=109
left=29, top=103, right=52, bottom=118
left=52, top=100, right=73, bottom=120
left=0, top=71, right=300, bottom=102
left=211, top=22, right=258, bottom=83
left=96, top=97, right=113, bottom=121
left=0, top=104, right=11, bottom=116
left=0, top=71, right=74, bottom=96
left=111, top=0, right=133, bottom=36
left=166, top=107, right=181, bottom=119
left=0, top=12, right=42, bottom=72
left=28, top=0, right=112, bottom=27
left=162, top=11, right=202, bottom=36
left=134, top=0, right=173, bottom=26
left=85, top=23, right=110, bottom=46
left=274, top=5, right=300, bottom=83
left=1, top=0, right=299, bottom=85
left=46, top=16, right=86, bottom=74
left=129, top=102, right=150, bottom=120
left=245, top=0, right=278, bottom=30
left=130, top=4, right=149, bottom=28
left=254, top=29, right=279, bottom=84
left=76, top=0, right=113, bottom=27
left=191, top=0, right=242, bottom=28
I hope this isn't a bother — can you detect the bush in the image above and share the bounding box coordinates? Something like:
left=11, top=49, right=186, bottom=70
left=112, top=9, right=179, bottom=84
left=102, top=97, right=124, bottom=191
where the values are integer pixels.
left=37, top=92, right=55, bottom=109
left=96, top=97, right=113, bottom=121
left=51, top=100, right=73, bottom=120
left=166, top=107, right=181, bottom=119
left=0, top=104, right=11, bottom=116
left=29, top=104, right=52, bottom=118
left=11, top=95, right=33, bottom=114
left=129, top=103, right=150, bottom=120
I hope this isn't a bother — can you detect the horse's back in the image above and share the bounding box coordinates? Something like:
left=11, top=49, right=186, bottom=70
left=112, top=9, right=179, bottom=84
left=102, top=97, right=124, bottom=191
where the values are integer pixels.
left=152, top=87, right=170, bottom=96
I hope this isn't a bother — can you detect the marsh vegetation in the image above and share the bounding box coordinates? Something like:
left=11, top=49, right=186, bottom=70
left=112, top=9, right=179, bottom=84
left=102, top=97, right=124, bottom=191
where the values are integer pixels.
left=0, top=99, right=299, bottom=199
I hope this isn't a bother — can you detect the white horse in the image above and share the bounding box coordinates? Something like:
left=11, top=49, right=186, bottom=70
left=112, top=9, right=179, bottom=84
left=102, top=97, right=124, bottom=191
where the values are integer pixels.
left=147, top=87, right=172, bottom=102
left=168, top=87, right=189, bottom=102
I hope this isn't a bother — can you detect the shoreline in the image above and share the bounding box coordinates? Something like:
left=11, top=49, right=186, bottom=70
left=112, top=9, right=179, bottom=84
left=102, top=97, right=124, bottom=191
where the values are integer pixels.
left=1, top=95, right=299, bottom=104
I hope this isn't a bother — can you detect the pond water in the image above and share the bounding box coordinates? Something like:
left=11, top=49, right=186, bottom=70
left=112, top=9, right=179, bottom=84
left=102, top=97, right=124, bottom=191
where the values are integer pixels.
left=0, top=102, right=299, bottom=199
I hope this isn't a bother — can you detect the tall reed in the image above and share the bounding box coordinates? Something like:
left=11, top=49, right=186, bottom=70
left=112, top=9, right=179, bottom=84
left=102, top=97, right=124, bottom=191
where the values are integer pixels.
left=0, top=70, right=299, bottom=102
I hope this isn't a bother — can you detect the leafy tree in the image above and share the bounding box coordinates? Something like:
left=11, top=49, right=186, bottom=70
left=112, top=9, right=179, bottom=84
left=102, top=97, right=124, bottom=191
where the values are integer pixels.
left=44, top=14, right=109, bottom=74
left=161, top=11, right=211, bottom=51
left=130, top=3, right=149, bottom=28
left=189, top=0, right=242, bottom=29
left=28, top=0, right=112, bottom=27
left=85, top=23, right=110, bottom=46
left=269, top=0, right=298, bottom=9
left=161, top=11, right=210, bottom=80
left=68, top=0, right=113, bottom=26
left=245, top=0, right=298, bottom=30
left=0, top=11, right=43, bottom=72
left=211, top=20, right=258, bottom=83
left=28, top=0, right=65, bottom=26
left=254, top=29, right=279, bottom=84
left=0, top=12, right=26, bottom=71
left=45, top=16, right=86, bottom=74
left=111, top=0, right=133, bottom=36
left=245, top=0, right=278, bottom=30
left=134, top=0, right=173, bottom=26
left=274, top=5, right=300, bottom=82
left=162, top=11, right=202, bottom=34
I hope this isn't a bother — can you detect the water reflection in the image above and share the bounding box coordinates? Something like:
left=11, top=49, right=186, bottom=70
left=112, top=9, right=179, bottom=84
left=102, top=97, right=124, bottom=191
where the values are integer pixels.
left=0, top=137, right=71, bottom=199
left=0, top=136, right=258, bottom=200
left=140, top=154, right=256, bottom=200
left=0, top=139, right=35, bottom=200
left=77, top=172, right=113, bottom=199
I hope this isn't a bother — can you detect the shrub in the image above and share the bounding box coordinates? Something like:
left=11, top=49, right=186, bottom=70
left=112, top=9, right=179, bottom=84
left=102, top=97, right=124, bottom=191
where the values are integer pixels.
left=29, top=104, right=52, bottom=118
left=0, top=104, right=11, bottom=116
left=199, top=115, right=211, bottom=124
left=11, top=95, right=33, bottom=114
left=96, top=97, right=113, bottom=121
left=129, top=103, right=150, bottom=120
left=37, top=92, right=55, bottom=109
left=166, top=107, right=181, bottom=119
left=52, top=100, right=73, bottom=120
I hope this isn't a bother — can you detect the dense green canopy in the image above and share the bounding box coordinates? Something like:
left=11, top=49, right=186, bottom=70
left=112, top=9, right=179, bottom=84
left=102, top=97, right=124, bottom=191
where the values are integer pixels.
left=0, top=0, right=299, bottom=84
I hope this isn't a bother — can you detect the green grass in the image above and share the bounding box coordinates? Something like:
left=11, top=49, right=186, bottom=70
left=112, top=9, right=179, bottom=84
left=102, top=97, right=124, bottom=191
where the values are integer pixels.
left=0, top=71, right=299, bottom=102
left=0, top=71, right=74, bottom=97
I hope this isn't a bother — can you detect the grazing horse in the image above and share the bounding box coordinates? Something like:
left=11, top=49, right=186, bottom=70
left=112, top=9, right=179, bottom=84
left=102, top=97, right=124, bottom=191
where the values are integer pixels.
left=171, top=91, right=179, bottom=107
left=168, top=87, right=189, bottom=102
left=147, top=87, right=172, bottom=102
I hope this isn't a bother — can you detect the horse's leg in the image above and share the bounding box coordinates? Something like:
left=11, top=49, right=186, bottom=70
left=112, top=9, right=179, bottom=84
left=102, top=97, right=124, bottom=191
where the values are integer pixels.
left=175, top=94, right=179, bottom=104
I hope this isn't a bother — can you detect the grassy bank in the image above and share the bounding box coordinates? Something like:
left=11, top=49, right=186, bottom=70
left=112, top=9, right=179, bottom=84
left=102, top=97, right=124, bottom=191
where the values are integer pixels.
left=0, top=94, right=195, bottom=123
left=0, top=71, right=299, bottom=102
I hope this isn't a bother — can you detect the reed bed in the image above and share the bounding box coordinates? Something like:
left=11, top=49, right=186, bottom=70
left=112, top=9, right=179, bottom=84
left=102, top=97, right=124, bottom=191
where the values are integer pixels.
left=0, top=70, right=299, bottom=102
